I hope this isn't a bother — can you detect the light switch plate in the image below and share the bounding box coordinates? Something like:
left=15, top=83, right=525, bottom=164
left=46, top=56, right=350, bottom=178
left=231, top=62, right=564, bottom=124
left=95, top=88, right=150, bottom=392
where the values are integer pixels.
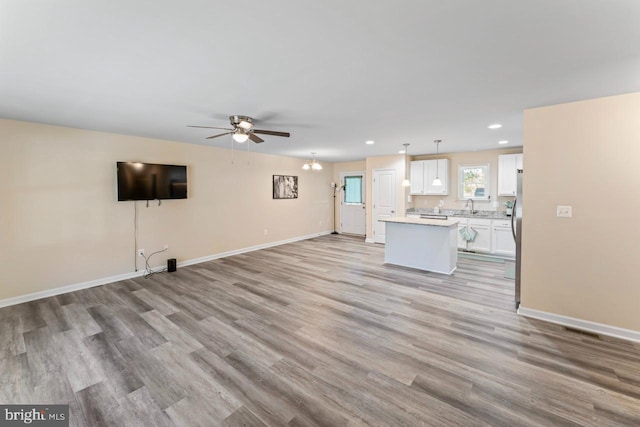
left=557, top=206, right=572, bottom=218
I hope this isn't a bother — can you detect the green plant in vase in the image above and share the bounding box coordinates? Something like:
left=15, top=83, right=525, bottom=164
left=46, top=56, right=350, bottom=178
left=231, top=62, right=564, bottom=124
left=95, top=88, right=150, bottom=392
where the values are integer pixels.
left=504, top=200, right=514, bottom=216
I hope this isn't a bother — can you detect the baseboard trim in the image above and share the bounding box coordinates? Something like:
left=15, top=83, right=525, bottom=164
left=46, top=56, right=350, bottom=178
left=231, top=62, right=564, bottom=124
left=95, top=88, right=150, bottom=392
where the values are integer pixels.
left=365, top=238, right=374, bottom=244
left=518, top=306, right=640, bottom=344
left=0, top=231, right=332, bottom=309
left=0, top=271, right=145, bottom=309
left=178, top=231, right=331, bottom=268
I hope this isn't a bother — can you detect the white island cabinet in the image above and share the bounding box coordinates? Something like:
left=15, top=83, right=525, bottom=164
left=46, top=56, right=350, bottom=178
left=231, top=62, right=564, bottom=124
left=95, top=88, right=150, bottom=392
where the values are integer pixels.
left=379, top=217, right=459, bottom=275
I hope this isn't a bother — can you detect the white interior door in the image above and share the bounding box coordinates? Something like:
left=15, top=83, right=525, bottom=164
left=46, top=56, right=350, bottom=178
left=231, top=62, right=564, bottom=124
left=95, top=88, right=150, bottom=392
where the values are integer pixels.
left=373, top=169, right=397, bottom=244
left=340, top=172, right=366, bottom=235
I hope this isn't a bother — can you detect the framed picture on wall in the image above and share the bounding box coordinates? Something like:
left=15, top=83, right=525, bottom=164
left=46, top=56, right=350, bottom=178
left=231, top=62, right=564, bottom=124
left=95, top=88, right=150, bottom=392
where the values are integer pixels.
left=273, top=175, right=298, bottom=199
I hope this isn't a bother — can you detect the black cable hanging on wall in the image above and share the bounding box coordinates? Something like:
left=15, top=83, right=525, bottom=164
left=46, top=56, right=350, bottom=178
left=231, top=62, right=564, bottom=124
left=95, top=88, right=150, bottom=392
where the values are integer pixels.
left=133, top=201, right=138, bottom=272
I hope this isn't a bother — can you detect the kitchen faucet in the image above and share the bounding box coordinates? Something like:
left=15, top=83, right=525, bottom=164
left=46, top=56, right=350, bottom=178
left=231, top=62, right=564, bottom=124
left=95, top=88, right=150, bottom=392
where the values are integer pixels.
left=464, top=199, right=475, bottom=214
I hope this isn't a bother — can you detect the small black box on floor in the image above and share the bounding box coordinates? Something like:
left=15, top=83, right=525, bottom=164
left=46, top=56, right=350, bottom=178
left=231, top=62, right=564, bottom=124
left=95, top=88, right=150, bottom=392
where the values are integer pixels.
left=167, top=258, right=177, bottom=272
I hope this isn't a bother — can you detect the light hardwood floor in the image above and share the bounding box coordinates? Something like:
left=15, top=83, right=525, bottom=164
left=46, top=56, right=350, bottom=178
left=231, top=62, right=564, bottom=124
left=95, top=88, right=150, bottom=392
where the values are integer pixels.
left=1, top=235, right=639, bottom=426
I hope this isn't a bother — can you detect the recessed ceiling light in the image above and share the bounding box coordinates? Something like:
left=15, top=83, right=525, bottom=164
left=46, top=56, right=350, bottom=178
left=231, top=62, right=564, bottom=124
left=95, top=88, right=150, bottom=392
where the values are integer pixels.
left=365, top=140, right=375, bottom=145
left=488, top=124, right=502, bottom=129
left=398, top=149, right=406, bottom=154
left=498, top=140, right=509, bottom=145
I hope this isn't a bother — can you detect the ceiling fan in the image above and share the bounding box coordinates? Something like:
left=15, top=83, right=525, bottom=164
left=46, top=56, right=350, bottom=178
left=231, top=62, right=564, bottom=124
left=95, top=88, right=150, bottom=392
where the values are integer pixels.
left=188, top=115, right=290, bottom=143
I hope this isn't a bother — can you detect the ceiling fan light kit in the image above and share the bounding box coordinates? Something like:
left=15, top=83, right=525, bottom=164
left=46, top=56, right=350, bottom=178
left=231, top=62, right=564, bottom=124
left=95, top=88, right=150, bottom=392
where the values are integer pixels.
left=232, top=131, right=250, bottom=143
left=235, top=116, right=253, bottom=130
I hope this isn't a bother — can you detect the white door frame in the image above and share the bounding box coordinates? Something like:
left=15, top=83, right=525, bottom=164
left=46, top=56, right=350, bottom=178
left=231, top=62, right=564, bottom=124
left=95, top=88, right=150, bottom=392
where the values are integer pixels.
left=339, top=170, right=366, bottom=235
left=372, top=168, right=397, bottom=244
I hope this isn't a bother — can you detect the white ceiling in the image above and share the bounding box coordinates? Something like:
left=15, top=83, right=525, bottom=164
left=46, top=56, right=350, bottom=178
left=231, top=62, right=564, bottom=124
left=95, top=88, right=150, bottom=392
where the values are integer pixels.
left=1, top=0, right=639, bottom=162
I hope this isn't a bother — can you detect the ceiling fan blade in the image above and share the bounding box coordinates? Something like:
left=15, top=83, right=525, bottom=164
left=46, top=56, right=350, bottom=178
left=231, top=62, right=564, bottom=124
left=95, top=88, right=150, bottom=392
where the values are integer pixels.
left=253, top=129, right=290, bottom=137
left=206, top=132, right=232, bottom=139
left=252, top=111, right=279, bottom=124
left=188, top=125, right=233, bottom=131
left=248, top=133, right=264, bottom=143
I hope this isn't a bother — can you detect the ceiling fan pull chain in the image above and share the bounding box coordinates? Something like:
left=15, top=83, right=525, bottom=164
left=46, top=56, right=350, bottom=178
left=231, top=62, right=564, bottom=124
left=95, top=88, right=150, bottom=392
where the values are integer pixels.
left=231, top=133, right=235, bottom=164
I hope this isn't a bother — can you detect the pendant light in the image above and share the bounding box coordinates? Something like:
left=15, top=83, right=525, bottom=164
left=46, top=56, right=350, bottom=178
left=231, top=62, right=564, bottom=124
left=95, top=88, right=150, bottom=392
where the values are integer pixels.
left=302, top=152, right=323, bottom=171
left=432, top=140, right=442, bottom=187
left=401, top=143, right=411, bottom=187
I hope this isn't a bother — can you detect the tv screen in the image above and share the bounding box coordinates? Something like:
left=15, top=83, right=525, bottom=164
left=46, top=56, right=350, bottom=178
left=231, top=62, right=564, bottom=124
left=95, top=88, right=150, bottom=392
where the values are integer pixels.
left=117, top=162, right=187, bottom=201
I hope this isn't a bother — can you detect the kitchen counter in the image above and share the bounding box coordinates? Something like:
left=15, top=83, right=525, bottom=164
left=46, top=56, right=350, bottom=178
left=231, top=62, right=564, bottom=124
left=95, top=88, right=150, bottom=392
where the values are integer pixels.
left=379, top=216, right=458, bottom=275
left=380, top=216, right=460, bottom=227
left=407, top=209, right=509, bottom=220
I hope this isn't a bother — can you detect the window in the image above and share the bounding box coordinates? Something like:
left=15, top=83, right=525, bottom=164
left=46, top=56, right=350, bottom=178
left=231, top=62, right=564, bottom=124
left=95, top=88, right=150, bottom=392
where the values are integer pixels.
left=344, top=176, right=363, bottom=204
left=458, top=164, right=490, bottom=200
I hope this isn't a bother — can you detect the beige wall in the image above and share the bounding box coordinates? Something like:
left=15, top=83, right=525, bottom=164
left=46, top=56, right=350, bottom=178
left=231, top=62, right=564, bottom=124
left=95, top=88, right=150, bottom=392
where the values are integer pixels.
left=0, top=119, right=332, bottom=301
left=410, top=147, right=523, bottom=212
left=522, top=92, right=640, bottom=332
left=365, top=155, right=406, bottom=241
left=332, top=160, right=366, bottom=234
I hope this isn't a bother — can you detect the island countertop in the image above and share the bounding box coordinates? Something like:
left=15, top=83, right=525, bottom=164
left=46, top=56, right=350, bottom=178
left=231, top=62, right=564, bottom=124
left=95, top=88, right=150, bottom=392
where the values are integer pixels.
left=379, top=216, right=460, bottom=227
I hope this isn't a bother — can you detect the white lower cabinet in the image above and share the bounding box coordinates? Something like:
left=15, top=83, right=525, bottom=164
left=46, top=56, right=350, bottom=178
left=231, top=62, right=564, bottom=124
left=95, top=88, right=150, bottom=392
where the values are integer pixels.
left=456, top=217, right=515, bottom=258
left=467, top=219, right=492, bottom=252
left=457, top=218, right=491, bottom=252
left=491, top=219, right=516, bottom=257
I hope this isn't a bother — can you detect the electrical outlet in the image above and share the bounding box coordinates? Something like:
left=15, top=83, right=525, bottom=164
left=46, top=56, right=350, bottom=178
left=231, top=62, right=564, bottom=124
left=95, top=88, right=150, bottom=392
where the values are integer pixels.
left=163, top=244, right=169, bottom=251
left=138, top=248, right=145, bottom=256
left=264, top=229, right=268, bottom=235
left=556, top=206, right=572, bottom=218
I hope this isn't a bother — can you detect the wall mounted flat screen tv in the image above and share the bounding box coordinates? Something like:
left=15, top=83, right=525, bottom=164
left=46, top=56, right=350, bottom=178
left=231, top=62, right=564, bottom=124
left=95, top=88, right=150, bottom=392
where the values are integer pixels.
left=117, top=162, right=187, bottom=201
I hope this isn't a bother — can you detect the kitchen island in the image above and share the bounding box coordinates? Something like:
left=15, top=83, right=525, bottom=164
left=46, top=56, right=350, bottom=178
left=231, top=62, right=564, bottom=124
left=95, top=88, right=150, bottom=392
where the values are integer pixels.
left=379, top=216, right=459, bottom=275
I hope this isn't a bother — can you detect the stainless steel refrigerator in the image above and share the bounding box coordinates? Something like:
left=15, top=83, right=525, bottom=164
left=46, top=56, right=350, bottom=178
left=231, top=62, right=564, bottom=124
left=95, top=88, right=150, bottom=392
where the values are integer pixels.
left=511, top=169, right=523, bottom=309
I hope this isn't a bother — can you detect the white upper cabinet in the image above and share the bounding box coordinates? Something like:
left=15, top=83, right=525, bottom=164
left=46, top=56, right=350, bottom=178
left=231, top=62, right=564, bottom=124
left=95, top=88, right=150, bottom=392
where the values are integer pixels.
left=425, top=159, right=448, bottom=195
left=498, top=154, right=523, bottom=196
left=410, top=161, right=425, bottom=195
left=410, top=159, right=449, bottom=195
